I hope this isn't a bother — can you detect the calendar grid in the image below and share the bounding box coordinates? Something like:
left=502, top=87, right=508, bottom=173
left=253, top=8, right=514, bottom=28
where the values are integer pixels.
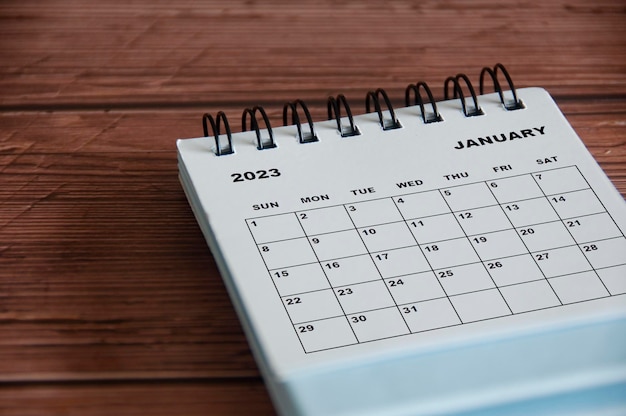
left=246, top=166, right=626, bottom=353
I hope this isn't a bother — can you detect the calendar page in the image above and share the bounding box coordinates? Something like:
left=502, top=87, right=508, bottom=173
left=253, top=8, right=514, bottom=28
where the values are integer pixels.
left=178, top=88, right=626, bottom=413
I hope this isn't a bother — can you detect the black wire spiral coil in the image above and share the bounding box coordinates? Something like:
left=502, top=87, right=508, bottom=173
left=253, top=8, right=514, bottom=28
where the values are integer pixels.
left=202, top=63, right=523, bottom=155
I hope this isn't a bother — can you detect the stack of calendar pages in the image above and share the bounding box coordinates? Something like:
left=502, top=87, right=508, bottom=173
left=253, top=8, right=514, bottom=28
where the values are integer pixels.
left=177, top=87, right=626, bottom=415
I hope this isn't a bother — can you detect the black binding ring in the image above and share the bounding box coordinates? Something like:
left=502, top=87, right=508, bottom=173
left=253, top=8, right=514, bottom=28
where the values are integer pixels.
left=202, top=111, right=234, bottom=156
left=444, top=73, right=484, bottom=117
left=283, top=99, right=318, bottom=143
left=327, top=94, right=360, bottom=137
left=365, top=88, right=402, bottom=130
left=405, top=81, right=443, bottom=123
left=479, top=63, right=525, bottom=110
left=242, top=106, right=276, bottom=150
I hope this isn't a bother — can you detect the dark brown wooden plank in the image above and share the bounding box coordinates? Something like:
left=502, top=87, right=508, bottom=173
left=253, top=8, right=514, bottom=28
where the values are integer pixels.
left=0, top=380, right=275, bottom=416
left=1, top=98, right=625, bottom=152
left=0, top=151, right=259, bottom=380
left=1, top=0, right=625, bottom=109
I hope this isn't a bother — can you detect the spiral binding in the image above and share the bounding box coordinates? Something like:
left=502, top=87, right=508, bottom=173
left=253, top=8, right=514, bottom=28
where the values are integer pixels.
left=283, top=99, right=318, bottom=144
left=405, top=81, right=443, bottom=124
left=444, top=73, right=485, bottom=117
left=366, top=88, right=403, bottom=130
left=202, top=111, right=233, bottom=156
left=327, top=94, right=360, bottom=137
left=480, top=63, right=525, bottom=110
left=242, top=105, right=275, bottom=150
left=202, top=63, right=523, bottom=155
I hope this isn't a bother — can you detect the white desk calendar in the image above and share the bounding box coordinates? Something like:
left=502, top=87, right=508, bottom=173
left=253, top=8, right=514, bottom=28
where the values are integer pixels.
left=177, top=65, right=626, bottom=415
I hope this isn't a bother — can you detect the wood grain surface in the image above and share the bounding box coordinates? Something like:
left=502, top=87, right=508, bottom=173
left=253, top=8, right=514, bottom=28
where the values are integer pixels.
left=1, top=1, right=625, bottom=415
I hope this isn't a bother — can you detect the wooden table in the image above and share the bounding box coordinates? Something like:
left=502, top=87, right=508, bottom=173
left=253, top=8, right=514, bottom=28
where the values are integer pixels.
left=1, top=1, right=624, bottom=414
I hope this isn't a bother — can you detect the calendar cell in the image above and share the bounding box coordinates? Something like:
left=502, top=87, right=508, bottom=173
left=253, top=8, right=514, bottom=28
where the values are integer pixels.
left=485, top=254, right=545, bottom=286
left=580, top=237, right=626, bottom=269
left=282, top=289, right=344, bottom=324
left=346, top=198, right=403, bottom=227
left=385, top=272, right=446, bottom=305
left=297, top=206, right=354, bottom=235
left=597, top=264, right=626, bottom=295
left=309, top=229, right=367, bottom=261
left=441, top=182, right=498, bottom=211
left=371, top=246, right=430, bottom=278
left=533, top=246, right=592, bottom=278
left=270, top=263, right=330, bottom=296
left=334, top=280, right=396, bottom=314
left=348, top=308, right=409, bottom=342
left=259, top=238, right=318, bottom=269
left=454, top=205, right=513, bottom=236
left=322, top=254, right=381, bottom=287
left=296, top=317, right=358, bottom=353
left=489, top=175, right=544, bottom=203
left=436, top=262, right=495, bottom=296
left=357, top=221, right=416, bottom=252
left=533, top=166, right=589, bottom=195
left=393, top=190, right=450, bottom=219
left=401, top=298, right=461, bottom=333
left=406, top=213, right=465, bottom=244
left=247, top=214, right=304, bottom=243
left=517, top=221, right=575, bottom=252
left=470, top=229, right=528, bottom=260
left=501, top=197, right=560, bottom=228
left=421, top=238, right=480, bottom=269
left=564, top=213, right=624, bottom=244
left=548, top=189, right=605, bottom=219
left=499, top=280, right=561, bottom=313
left=549, top=271, right=610, bottom=304
left=450, top=289, right=511, bottom=323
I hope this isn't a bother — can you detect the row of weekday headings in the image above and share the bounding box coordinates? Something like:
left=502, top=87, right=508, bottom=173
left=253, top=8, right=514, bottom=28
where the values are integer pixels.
left=201, top=63, right=526, bottom=155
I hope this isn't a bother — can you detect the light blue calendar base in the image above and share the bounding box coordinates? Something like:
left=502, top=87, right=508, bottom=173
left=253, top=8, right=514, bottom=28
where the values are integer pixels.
left=268, top=316, right=626, bottom=416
